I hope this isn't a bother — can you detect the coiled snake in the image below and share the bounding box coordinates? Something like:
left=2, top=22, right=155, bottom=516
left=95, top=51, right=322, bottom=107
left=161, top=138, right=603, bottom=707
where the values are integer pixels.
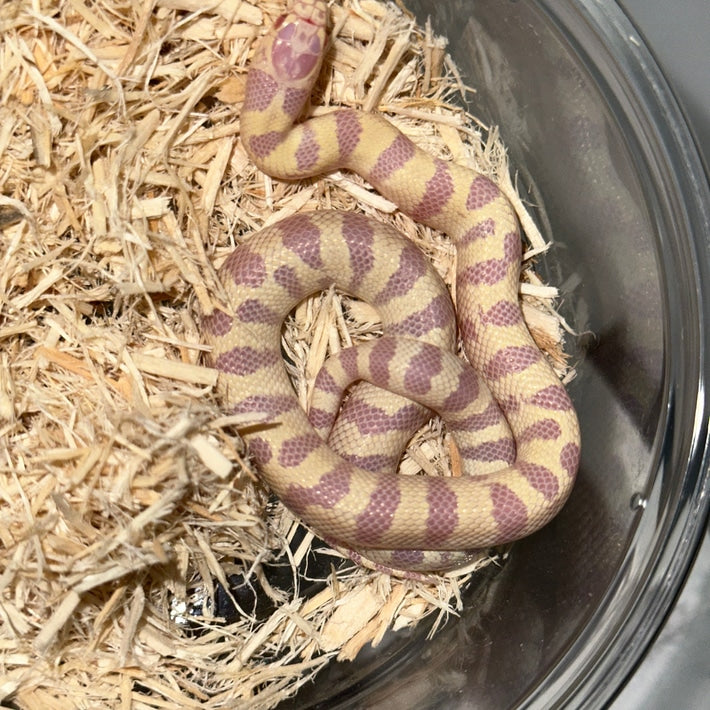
left=203, top=0, right=581, bottom=576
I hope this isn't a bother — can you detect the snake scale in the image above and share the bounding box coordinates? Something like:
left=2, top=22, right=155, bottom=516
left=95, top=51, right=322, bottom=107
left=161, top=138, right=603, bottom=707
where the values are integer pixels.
left=202, top=0, right=581, bottom=576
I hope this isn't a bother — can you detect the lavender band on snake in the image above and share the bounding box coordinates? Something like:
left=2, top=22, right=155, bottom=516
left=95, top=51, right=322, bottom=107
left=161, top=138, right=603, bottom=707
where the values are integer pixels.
left=202, top=0, right=581, bottom=576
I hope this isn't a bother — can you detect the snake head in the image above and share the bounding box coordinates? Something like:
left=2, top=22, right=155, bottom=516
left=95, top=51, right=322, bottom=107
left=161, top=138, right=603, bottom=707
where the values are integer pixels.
left=265, top=0, right=327, bottom=83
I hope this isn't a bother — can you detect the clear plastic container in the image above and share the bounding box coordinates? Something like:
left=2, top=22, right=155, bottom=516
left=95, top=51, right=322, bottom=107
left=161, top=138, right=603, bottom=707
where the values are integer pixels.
left=285, top=0, right=710, bottom=707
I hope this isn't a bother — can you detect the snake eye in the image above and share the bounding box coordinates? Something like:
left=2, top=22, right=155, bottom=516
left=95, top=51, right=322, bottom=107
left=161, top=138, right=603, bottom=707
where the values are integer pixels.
left=309, top=34, right=321, bottom=54
left=273, top=14, right=287, bottom=30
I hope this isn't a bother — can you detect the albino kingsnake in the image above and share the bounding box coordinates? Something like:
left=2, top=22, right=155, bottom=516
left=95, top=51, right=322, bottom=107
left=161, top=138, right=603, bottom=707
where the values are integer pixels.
left=202, top=0, right=581, bottom=576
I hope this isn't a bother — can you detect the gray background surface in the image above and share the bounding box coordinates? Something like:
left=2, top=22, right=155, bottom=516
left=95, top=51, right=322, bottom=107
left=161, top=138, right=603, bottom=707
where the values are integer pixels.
left=618, top=0, right=710, bottom=167
left=613, top=1, right=709, bottom=707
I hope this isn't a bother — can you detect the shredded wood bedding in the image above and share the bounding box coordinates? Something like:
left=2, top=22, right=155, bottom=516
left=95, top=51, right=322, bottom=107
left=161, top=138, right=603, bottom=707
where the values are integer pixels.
left=0, top=1, right=576, bottom=707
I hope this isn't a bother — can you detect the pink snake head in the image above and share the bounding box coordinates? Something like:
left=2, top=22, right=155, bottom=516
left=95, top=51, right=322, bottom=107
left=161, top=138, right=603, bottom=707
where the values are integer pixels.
left=256, top=0, right=327, bottom=84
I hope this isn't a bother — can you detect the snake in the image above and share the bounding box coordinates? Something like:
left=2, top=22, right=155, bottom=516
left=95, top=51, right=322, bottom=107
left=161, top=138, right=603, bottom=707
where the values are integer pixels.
left=202, top=0, right=581, bottom=576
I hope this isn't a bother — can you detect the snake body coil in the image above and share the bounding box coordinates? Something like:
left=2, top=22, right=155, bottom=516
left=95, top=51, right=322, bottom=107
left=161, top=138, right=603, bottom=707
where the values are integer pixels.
left=202, top=0, right=581, bottom=576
